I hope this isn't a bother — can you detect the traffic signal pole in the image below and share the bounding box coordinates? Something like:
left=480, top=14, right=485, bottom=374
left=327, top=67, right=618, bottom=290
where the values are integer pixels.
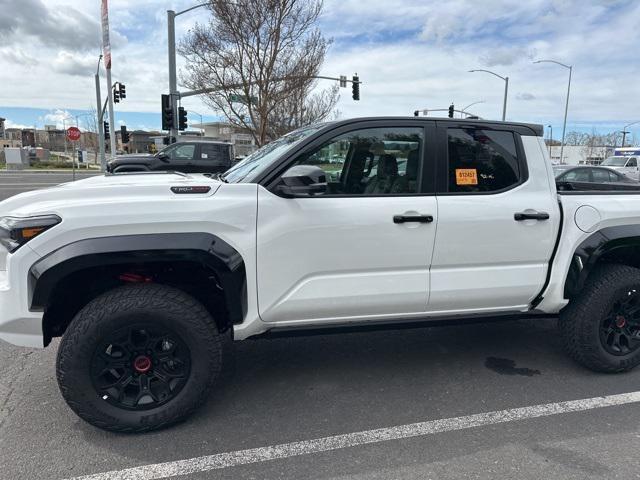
left=95, top=63, right=106, bottom=170
left=106, top=67, right=117, bottom=159
left=167, top=10, right=179, bottom=141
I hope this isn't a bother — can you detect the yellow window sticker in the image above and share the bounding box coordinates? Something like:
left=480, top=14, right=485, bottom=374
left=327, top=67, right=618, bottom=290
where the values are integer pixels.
left=455, top=168, right=478, bottom=185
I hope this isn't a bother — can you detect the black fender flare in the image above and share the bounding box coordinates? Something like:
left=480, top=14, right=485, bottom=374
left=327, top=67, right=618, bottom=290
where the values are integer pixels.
left=29, top=232, right=247, bottom=323
left=565, top=225, right=640, bottom=299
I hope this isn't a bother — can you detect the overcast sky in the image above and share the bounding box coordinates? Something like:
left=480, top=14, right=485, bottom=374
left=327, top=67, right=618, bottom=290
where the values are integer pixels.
left=0, top=0, right=638, bottom=139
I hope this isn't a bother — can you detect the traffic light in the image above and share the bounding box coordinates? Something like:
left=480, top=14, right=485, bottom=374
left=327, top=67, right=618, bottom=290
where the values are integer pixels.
left=103, top=121, right=110, bottom=140
left=352, top=75, right=360, bottom=101
left=414, top=110, right=419, bottom=117
left=448, top=104, right=454, bottom=118
left=161, top=94, right=174, bottom=131
left=178, top=106, right=188, bottom=131
left=113, top=84, right=120, bottom=103
left=120, top=125, right=130, bottom=143
left=119, top=83, right=126, bottom=100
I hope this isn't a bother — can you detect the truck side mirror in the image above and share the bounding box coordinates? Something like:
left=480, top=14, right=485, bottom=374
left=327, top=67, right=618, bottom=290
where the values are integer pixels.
left=276, top=165, right=327, bottom=198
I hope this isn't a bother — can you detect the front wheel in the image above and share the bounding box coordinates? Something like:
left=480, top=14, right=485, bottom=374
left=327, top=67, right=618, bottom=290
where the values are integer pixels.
left=559, top=264, right=640, bottom=373
left=56, top=284, right=224, bottom=432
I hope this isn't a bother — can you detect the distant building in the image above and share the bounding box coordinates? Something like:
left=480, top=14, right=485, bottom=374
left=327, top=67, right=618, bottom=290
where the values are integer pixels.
left=116, top=130, right=162, bottom=154
left=0, top=118, right=5, bottom=139
left=190, top=122, right=257, bottom=157
left=548, top=145, right=613, bottom=165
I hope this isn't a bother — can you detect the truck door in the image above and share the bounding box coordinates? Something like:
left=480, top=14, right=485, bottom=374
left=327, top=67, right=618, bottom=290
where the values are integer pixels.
left=256, top=121, right=438, bottom=324
left=623, top=157, right=639, bottom=180
left=428, top=123, right=559, bottom=314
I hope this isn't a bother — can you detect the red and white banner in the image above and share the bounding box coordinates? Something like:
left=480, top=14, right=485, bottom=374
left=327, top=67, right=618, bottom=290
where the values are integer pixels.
left=101, top=0, right=112, bottom=69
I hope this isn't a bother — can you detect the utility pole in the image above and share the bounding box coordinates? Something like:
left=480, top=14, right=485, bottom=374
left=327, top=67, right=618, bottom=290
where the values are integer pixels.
left=547, top=125, right=553, bottom=156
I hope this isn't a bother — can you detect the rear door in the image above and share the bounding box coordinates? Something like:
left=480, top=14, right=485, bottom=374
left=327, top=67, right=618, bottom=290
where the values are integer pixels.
left=623, top=157, right=639, bottom=180
left=194, top=143, right=232, bottom=173
left=429, top=122, right=559, bottom=314
left=256, top=120, right=438, bottom=324
left=166, top=143, right=197, bottom=172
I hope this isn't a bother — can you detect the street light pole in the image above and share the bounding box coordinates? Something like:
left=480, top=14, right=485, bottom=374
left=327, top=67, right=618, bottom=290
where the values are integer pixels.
left=468, top=69, right=508, bottom=121
left=190, top=110, right=205, bottom=135
left=534, top=60, right=572, bottom=165
left=548, top=125, right=553, bottom=156
left=622, top=121, right=640, bottom=147
left=460, top=100, right=485, bottom=118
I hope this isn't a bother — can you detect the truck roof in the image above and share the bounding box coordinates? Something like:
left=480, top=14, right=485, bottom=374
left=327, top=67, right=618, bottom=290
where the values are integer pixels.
left=327, top=117, right=544, bottom=137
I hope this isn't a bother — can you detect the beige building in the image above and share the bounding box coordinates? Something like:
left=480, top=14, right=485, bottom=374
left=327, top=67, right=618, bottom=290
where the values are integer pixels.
left=190, top=122, right=257, bottom=157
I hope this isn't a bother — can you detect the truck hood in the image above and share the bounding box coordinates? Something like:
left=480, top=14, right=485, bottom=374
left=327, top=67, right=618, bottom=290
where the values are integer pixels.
left=0, top=172, right=222, bottom=218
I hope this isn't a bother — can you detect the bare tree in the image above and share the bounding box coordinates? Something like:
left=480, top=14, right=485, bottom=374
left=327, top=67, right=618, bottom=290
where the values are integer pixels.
left=267, top=82, right=339, bottom=139
left=179, top=0, right=338, bottom=146
left=81, top=106, right=99, bottom=153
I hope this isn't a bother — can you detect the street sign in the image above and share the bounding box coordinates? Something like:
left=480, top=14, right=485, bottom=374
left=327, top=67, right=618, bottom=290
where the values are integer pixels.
left=66, top=127, right=81, bottom=142
left=101, top=0, right=112, bottom=69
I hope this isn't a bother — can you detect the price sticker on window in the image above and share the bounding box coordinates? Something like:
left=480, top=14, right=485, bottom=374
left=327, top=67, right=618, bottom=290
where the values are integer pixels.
left=455, top=168, right=478, bottom=185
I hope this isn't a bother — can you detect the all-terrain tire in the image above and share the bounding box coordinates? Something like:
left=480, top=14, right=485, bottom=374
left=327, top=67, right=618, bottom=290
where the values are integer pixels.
left=56, top=283, right=224, bottom=432
left=559, top=264, right=640, bottom=373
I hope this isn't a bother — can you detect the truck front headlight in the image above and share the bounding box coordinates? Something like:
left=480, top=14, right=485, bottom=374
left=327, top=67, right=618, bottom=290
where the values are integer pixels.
left=0, top=215, right=61, bottom=253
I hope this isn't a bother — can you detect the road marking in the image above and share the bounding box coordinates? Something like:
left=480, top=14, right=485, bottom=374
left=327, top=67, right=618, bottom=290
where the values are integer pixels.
left=64, top=390, right=640, bottom=480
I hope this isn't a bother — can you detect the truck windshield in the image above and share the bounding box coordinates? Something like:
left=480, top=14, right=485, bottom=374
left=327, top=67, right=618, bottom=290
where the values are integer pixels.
left=223, top=124, right=327, bottom=183
left=601, top=156, right=629, bottom=166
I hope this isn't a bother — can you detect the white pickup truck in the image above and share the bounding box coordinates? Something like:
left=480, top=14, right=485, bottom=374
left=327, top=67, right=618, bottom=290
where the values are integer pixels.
left=2, top=117, right=640, bottom=432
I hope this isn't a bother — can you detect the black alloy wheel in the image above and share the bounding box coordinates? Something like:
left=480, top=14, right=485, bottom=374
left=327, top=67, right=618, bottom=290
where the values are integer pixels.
left=599, top=288, right=640, bottom=356
left=91, top=324, right=191, bottom=410
left=559, top=264, right=640, bottom=373
left=57, top=284, right=225, bottom=432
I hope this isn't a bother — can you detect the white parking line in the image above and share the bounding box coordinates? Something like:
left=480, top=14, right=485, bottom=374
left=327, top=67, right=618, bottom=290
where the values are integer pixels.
left=64, top=390, right=640, bottom=480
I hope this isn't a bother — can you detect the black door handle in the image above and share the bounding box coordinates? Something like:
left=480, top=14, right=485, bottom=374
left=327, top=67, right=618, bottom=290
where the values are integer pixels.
left=514, top=211, right=550, bottom=221
left=393, top=214, right=434, bottom=224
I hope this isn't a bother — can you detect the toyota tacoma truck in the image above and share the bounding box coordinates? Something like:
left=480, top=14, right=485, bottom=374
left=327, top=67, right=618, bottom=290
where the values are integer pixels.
left=2, top=117, right=640, bottom=432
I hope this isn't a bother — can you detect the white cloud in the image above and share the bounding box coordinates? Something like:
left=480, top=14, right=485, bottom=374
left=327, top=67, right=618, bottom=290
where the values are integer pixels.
left=52, top=51, right=97, bottom=77
left=5, top=119, right=32, bottom=130
left=43, top=109, right=74, bottom=129
left=0, top=0, right=638, bottom=133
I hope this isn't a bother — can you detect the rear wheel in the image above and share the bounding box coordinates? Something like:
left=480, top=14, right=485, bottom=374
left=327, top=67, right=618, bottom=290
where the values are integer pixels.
left=559, top=264, right=640, bottom=373
left=56, top=284, right=224, bottom=432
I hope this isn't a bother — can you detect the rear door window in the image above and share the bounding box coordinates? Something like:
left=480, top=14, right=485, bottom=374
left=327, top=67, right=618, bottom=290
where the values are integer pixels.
left=200, top=144, right=230, bottom=165
left=563, top=169, right=591, bottom=182
left=591, top=169, right=613, bottom=182
left=447, top=128, right=522, bottom=193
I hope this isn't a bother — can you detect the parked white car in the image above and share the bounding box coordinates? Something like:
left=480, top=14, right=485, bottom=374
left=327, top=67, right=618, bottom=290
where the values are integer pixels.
left=2, top=116, right=640, bottom=432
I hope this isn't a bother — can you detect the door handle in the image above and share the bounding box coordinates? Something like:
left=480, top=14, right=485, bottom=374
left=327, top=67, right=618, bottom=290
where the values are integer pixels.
left=393, top=214, right=434, bottom=224
left=514, top=211, right=550, bottom=221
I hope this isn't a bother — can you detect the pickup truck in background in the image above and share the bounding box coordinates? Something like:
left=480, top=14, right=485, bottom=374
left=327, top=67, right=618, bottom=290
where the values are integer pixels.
left=106, top=139, right=234, bottom=174
left=2, top=116, right=640, bottom=432
left=601, top=148, right=640, bottom=180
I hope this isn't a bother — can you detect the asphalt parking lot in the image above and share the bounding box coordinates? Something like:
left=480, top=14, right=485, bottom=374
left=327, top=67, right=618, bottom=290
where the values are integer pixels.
left=1, top=172, right=640, bottom=480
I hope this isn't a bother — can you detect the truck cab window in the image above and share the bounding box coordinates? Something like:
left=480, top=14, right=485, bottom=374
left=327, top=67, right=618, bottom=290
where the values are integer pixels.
left=290, top=127, right=423, bottom=195
left=447, top=128, right=521, bottom=193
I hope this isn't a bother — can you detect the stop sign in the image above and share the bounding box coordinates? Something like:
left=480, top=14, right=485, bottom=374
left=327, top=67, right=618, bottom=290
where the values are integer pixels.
left=66, top=126, right=81, bottom=142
